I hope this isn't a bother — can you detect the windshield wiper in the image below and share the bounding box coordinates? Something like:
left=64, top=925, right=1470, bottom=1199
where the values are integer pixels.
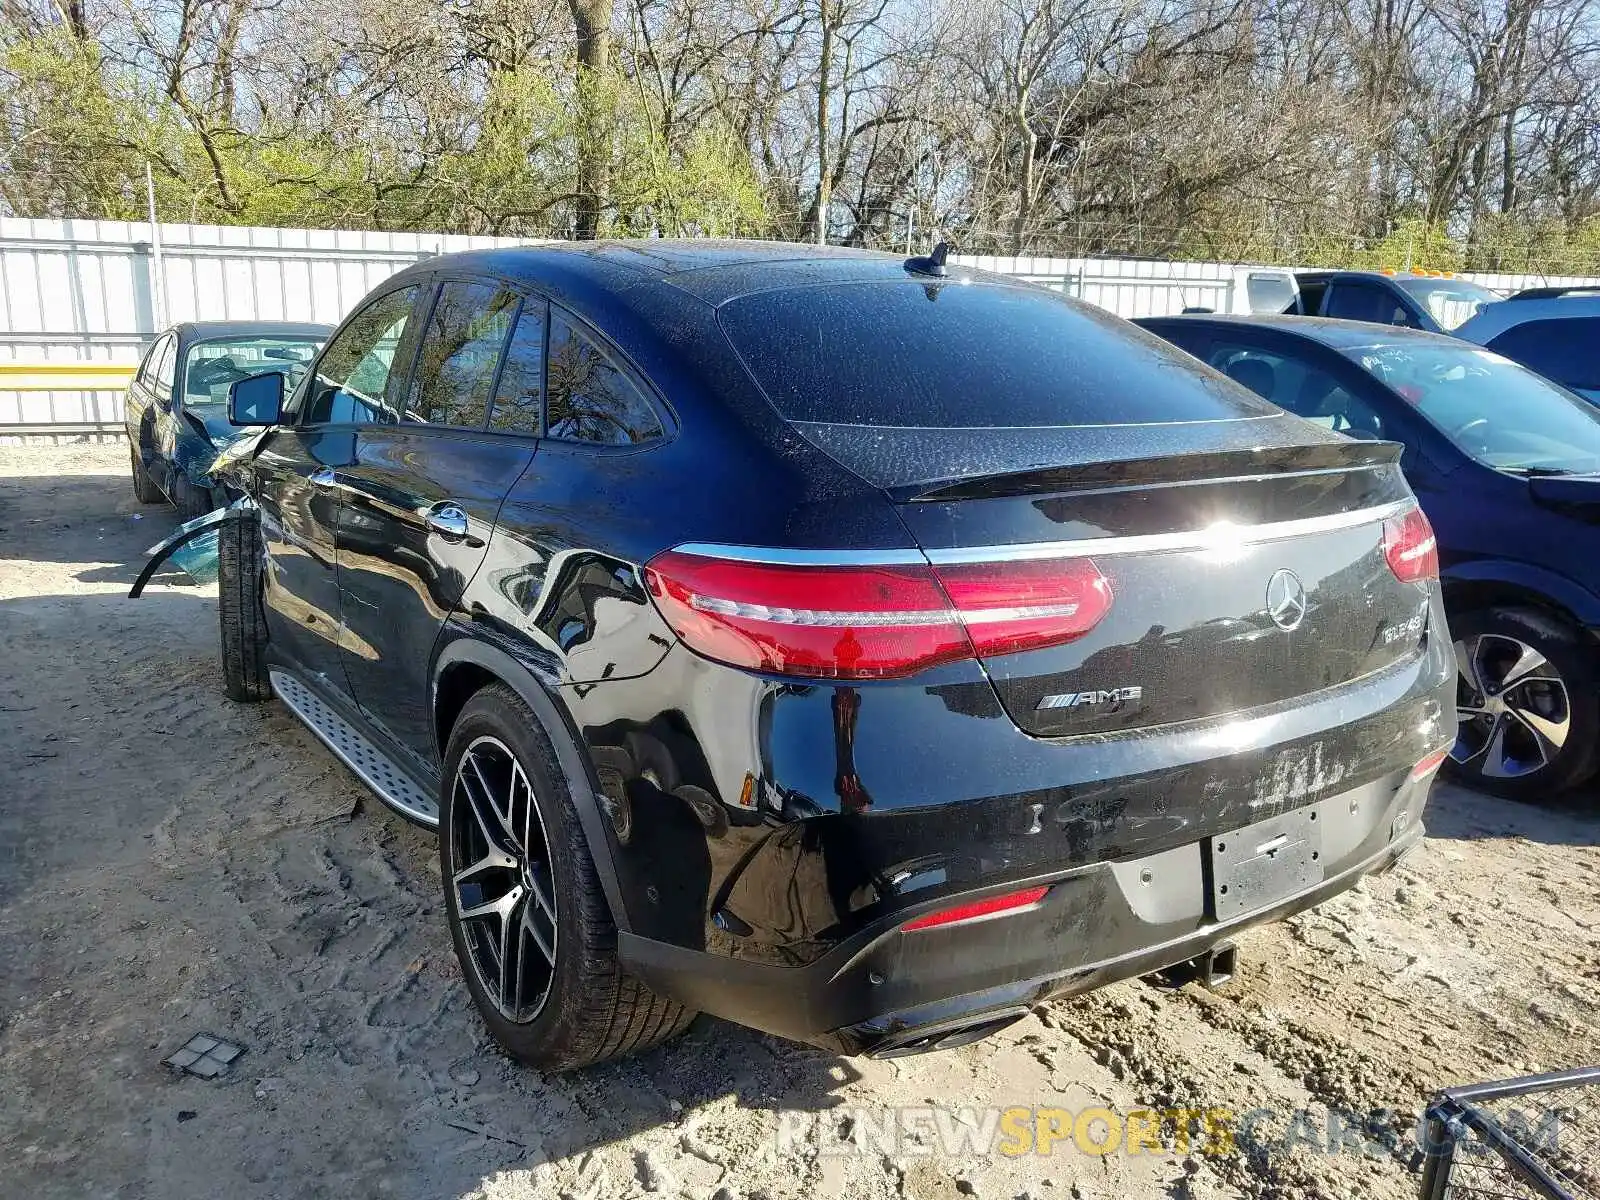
left=1504, top=465, right=1600, bottom=479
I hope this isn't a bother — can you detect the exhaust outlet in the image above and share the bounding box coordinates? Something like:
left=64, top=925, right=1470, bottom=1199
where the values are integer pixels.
left=868, top=1008, right=1031, bottom=1059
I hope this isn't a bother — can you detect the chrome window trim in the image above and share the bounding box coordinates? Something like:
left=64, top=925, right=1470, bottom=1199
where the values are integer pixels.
left=671, top=501, right=1413, bottom=568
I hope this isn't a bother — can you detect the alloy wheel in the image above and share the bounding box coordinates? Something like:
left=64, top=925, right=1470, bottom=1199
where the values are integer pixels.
left=1452, top=633, right=1571, bottom=779
left=449, top=735, right=559, bottom=1023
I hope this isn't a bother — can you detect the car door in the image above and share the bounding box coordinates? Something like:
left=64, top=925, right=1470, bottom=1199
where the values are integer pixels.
left=128, top=333, right=176, bottom=491
left=465, top=298, right=673, bottom=684
left=148, top=333, right=191, bottom=495
left=253, top=282, right=429, bottom=692
left=129, top=334, right=180, bottom=492
left=334, top=276, right=535, bottom=768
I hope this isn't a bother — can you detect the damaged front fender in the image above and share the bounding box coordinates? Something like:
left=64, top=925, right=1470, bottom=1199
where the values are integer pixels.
left=206, top=425, right=272, bottom=483
left=128, top=497, right=254, bottom=598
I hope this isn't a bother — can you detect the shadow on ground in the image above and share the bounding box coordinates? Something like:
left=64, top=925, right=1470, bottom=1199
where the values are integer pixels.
left=0, top=583, right=867, bottom=1200
left=1425, top=779, right=1600, bottom=847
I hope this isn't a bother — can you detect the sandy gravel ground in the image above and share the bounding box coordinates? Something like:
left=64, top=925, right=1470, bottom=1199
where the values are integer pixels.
left=2, top=444, right=1597, bottom=1200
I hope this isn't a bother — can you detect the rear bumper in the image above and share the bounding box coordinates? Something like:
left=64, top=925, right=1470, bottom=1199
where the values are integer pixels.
left=619, top=771, right=1431, bottom=1055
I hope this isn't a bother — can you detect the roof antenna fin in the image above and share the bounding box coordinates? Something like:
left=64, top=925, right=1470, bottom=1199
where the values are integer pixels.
left=905, top=240, right=951, bottom=279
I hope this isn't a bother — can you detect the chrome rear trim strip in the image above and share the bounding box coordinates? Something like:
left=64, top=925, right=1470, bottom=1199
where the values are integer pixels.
left=670, top=501, right=1412, bottom=569
left=922, top=501, right=1412, bottom=564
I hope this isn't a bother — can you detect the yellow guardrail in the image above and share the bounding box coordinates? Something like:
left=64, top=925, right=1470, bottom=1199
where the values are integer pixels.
left=0, top=362, right=136, bottom=391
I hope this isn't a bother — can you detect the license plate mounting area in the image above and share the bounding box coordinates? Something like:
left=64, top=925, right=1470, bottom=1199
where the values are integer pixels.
left=1209, top=806, right=1323, bottom=921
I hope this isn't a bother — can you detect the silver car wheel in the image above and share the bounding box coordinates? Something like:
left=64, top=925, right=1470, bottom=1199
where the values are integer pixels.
left=449, top=735, right=559, bottom=1023
left=1452, top=633, right=1571, bottom=779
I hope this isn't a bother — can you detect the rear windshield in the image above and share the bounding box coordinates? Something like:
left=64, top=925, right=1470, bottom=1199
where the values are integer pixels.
left=718, top=281, right=1276, bottom=428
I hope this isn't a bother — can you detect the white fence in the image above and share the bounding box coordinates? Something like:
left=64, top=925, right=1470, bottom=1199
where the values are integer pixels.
left=4, top=216, right=1598, bottom=438
left=0, top=219, right=523, bottom=437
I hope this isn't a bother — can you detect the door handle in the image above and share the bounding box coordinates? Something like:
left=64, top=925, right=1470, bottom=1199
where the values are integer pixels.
left=310, top=467, right=337, bottom=488
left=426, top=504, right=470, bottom=541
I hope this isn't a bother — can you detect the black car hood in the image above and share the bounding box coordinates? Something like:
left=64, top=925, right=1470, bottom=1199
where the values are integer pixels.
left=195, top=410, right=238, bottom=443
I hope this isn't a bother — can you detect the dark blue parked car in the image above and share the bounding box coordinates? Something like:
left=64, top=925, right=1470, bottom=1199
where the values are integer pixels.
left=126, top=320, right=329, bottom=516
left=1138, top=313, right=1600, bottom=801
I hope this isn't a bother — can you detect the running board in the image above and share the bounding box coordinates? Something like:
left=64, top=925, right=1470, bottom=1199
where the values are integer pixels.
left=270, top=670, right=439, bottom=828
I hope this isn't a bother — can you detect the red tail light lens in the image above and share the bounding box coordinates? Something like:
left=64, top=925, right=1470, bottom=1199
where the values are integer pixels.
left=930, top=557, right=1113, bottom=657
left=1383, top=507, right=1439, bottom=583
left=644, top=552, right=967, bottom=678
left=901, top=885, right=1050, bottom=931
left=644, top=548, right=1113, bottom=679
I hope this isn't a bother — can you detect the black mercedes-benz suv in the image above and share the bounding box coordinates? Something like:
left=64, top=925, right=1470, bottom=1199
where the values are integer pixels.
left=139, top=241, right=1454, bottom=1070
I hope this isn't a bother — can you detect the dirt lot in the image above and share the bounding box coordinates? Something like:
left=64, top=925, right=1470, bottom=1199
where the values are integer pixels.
left=2, top=443, right=1597, bottom=1200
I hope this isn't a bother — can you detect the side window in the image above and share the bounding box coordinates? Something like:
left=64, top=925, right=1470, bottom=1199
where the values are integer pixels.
left=1296, top=282, right=1326, bottom=315
left=545, top=308, right=664, bottom=446
left=1325, top=282, right=1411, bottom=326
left=137, top=334, right=172, bottom=384
left=150, top=336, right=178, bottom=397
left=1486, top=318, right=1600, bottom=390
left=1208, top=341, right=1389, bottom=439
left=488, top=299, right=547, bottom=435
left=408, top=280, right=518, bottom=426
left=303, top=285, right=422, bottom=425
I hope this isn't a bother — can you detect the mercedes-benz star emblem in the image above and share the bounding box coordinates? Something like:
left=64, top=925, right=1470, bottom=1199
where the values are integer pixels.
left=1265, top=568, right=1307, bottom=632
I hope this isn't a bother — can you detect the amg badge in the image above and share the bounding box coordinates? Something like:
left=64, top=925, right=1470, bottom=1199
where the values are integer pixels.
left=1036, top=686, right=1144, bottom=713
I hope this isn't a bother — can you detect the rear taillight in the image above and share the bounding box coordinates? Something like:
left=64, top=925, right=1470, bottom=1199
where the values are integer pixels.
left=901, top=885, right=1050, bottom=931
left=930, top=557, right=1113, bottom=658
left=643, top=553, right=967, bottom=678
left=643, top=548, right=1112, bottom=680
left=1383, top=507, right=1438, bottom=584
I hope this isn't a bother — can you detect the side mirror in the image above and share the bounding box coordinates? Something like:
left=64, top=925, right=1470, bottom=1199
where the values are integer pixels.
left=229, top=371, right=285, bottom=427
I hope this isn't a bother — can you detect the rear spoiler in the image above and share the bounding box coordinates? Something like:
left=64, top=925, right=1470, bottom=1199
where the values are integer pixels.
left=906, top=440, right=1403, bottom=503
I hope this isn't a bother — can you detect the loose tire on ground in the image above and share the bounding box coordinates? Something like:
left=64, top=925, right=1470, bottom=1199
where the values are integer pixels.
left=1446, top=605, right=1600, bottom=801
left=218, top=512, right=270, bottom=702
left=130, top=443, right=164, bottom=504
left=440, top=683, right=695, bottom=1071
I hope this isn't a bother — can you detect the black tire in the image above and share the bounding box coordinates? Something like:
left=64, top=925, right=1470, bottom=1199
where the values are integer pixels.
left=1445, top=606, right=1599, bottom=800
left=130, top=443, right=163, bottom=504
left=440, top=683, right=695, bottom=1071
left=218, top=513, right=270, bottom=702
left=175, top=476, right=221, bottom=521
